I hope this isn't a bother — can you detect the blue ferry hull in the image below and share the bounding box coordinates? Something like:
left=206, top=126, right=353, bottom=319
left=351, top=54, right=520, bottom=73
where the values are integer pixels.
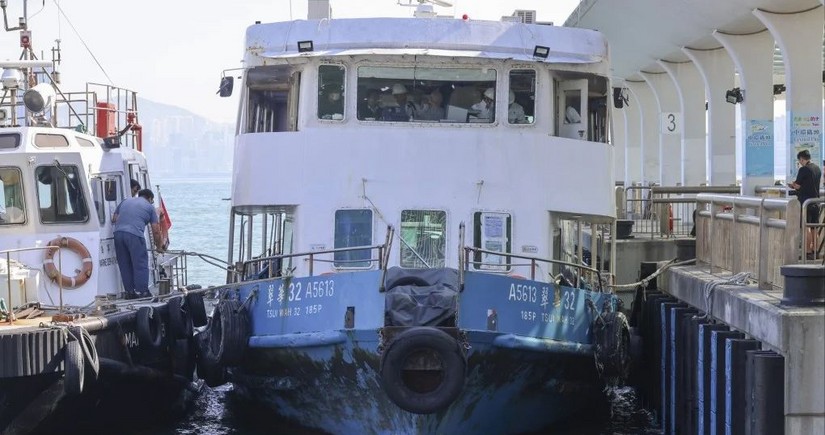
left=225, top=270, right=618, bottom=434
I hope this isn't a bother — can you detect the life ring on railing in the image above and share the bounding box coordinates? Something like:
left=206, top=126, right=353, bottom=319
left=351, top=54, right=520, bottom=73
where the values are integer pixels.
left=43, top=237, right=93, bottom=289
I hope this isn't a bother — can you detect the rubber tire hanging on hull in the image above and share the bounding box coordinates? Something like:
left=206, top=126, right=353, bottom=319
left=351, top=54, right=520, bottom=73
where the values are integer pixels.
left=186, top=292, right=208, bottom=327
left=136, top=306, right=163, bottom=351
left=63, top=340, right=84, bottom=395
left=168, top=296, right=194, bottom=339
left=592, top=311, right=631, bottom=382
left=380, top=327, right=466, bottom=415
left=207, top=299, right=249, bottom=367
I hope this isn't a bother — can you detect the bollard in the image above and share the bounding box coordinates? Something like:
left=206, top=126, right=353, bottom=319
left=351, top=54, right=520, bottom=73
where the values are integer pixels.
left=710, top=330, right=744, bottom=435
left=745, top=350, right=784, bottom=435
left=779, top=264, right=825, bottom=306
left=675, top=238, right=696, bottom=262
left=616, top=219, right=634, bottom=239
left=698, top=323, right=730, bottom=435
left=724, top=339, right=761, bottom=435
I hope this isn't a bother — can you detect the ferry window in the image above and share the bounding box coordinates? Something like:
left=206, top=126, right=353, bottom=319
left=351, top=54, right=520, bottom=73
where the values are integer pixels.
left=77, top=137, right=96, bottom=147
left=0, top=134, right=20, bottom=149
left=0, top=167, right=26, bottom=225
left=356, top=66, right=496, bottom=123
left=472, top=212, right=511, bottom=271
left=400, top=210, right=446, bottom=268
left=334, top=209, right=373, bottom=268
left=34, top=134, right=70, bottom=147
left=90, top=177, right=105, bottom=225
left=508, top=70, right=535, bottom=125
left=317, top=65, right=345, bottom=120
left=35, top=165, right=88, bottom=223
left=246, top=66, right=300, bottom=133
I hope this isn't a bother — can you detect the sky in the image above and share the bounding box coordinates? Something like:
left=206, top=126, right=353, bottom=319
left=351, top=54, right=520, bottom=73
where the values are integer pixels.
left=0, top=0, right=580, bottom=124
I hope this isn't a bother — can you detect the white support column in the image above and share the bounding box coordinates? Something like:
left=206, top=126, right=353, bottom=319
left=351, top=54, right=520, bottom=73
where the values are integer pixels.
left=683, top=47, right=736, bottom=186
left=627, top=80, right=660, bottom=184
left=755, top=6, right=824, bottom=182
left=714, top=30, right=776, bottom=195
left=660, top=60, right=708, bottom=186
left=624, top=88, right=643, bottom=184
left=641, top=71, right=682, bottom=186
left=613, top=106, right=628, bottom=185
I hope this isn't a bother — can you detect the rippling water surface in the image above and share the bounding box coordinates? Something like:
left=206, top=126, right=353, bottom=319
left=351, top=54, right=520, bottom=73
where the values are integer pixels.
left=134, top=178, right=661, bottom=435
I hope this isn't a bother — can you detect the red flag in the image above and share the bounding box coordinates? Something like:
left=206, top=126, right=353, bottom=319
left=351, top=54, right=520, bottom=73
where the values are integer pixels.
left=159, top=194, right=172, bottom=229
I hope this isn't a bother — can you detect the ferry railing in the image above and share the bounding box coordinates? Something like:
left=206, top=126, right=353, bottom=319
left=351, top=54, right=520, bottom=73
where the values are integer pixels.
left=460, top=246, right=605, bottom=293
left=1, top=245, right=62, bottom=324
left=235, top=226, right=395, bottom=286
left=621, top=185, right=740, bottom=238
left=696, top=194, right=801, bottom=289
left=156, top=250, right=189, bottom=294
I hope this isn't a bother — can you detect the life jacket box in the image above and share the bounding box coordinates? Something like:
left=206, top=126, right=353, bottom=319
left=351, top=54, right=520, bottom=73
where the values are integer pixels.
left=95, top=102, right=117, bottom=138
left=0, top=260, right=40, bottom=310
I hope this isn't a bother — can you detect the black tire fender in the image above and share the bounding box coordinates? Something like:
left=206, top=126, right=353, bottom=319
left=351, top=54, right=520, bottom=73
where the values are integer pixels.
left=593, top=311, right=631, bottom=381
left=207, top=299, right=249, bottom=367
left=379, top=327, right=466, bottom=415
left=196, top=331, right=227, bottom=388
left=136, top=306, right=163, bottom=350
left=63, top=340, right=84, bottom=395
left=168, top=296, right=194, bottom=339
left=186, top=292, right=208, bottom=327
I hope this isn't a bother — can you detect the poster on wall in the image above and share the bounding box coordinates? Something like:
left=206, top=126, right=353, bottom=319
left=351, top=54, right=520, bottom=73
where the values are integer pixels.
left=745, top=119, right=773, bottom=177
left=788, top=113, right=823, bottom=180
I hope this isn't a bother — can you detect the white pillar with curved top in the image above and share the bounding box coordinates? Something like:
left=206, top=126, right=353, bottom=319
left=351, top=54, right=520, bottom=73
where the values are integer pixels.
left=660, top=60, right=708, bottom=186
left=613, top=107, right=627, bottom=184
left=623, top=88, right=643, bottom=184
left=641, top=71, right=682, bottom=186
left=627, top=80, right=659, bottom=184
left=683, top=47, right=736, bottom=187
left=714, top=30, right=776, bottom=195
left=755, top=6, right=824, bottom=182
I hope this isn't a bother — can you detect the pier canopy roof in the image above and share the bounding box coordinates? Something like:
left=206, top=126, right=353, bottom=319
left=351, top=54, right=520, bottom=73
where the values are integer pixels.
left=564, top=0, right=823, bottom=80
left=245, top=18, right=608, bottom=65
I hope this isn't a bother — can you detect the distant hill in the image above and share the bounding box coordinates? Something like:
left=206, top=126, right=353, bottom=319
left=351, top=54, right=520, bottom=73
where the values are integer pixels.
left=137, top=98, right=234, bottom=178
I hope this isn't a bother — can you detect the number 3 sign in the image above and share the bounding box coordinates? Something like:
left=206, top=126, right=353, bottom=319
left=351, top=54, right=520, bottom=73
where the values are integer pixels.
left=660, top=112, right=682, bottom=135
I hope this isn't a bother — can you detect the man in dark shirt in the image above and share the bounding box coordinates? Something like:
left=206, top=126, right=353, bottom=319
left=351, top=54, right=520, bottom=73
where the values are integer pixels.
left=113, top=189, right=164, bottom=298
left=788, top=149, right=822, bottom=257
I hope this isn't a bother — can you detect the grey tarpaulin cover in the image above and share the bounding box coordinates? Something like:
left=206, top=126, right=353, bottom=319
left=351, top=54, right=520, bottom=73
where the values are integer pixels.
left=384, top=267, right=458, bottom=327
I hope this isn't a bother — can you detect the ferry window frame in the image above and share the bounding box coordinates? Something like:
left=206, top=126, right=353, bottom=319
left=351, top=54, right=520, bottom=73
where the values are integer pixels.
left=34, top=133, right=70, bottom=148
left=90, top=177, right=106, bottom=225
left=333, top=209, right=373, bottom=269
left=317, top=64, right=346, bottom=121
left=0, top=133, right=20, bottom=149
left=472, top=212, right=512, bottom=272
left=77, top=137, right=96, bottom=147
left=507, top=69, right=536, bottom=126
left=400, top=209, right=447, bottom=269
left=356, top=66, right=497, bottom=124
left=34, top=164, right=89, bottom=224
left=0, top=166, right=26, bottom=225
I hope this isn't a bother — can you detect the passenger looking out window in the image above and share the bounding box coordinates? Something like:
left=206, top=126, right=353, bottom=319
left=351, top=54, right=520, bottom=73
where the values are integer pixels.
left=416, top=88, right=446, bottom=121
left=470, top=87, right=496, bottom=122
left=381, top=84, right=419, bottom=122
left=508, top=69, right=535, bottom=124
left=358, top=89, right=383, bottom=120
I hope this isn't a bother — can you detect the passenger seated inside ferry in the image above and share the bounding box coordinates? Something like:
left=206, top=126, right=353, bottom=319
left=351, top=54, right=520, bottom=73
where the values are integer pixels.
left=318, top=85, right=344, bottom=120
left=507, top=90, right=526, bottom=124
left=470, top=87, right=495, bottom=122
left=357, top=89, right=383, bottom=120
left=381, top=84, right=418, bottom=122
left=415, top=88, right=445, bottom=121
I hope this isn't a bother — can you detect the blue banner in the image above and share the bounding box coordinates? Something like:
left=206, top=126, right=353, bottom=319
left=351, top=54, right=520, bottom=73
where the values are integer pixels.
left=745, top=120, right=774, bottom=177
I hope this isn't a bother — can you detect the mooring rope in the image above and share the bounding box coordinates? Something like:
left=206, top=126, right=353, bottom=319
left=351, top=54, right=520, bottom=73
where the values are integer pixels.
left=696, top=271, right=752, bottom=321
left=607, top=258, right=697, bottom=292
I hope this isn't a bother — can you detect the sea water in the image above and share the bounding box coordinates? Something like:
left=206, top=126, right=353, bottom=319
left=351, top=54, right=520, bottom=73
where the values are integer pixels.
left=131, top=178, right=660, bottom=435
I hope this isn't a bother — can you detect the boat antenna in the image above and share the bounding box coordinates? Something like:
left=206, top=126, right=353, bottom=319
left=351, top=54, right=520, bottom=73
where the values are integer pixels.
left=51, top=0, right=115, bottom=86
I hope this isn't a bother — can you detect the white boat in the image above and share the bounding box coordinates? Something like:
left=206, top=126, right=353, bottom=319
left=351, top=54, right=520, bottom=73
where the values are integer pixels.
left=0, top=1, right=206, bottom=432
left=203, top=2, right=629, bottom=433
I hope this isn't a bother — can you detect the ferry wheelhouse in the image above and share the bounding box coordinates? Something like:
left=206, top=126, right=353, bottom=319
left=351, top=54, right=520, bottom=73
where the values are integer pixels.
left=212, top=9, right=628, bottom=434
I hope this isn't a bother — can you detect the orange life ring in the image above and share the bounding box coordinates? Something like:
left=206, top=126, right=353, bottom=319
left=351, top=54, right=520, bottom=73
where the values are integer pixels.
left=43, top=237, right=93, bottom=289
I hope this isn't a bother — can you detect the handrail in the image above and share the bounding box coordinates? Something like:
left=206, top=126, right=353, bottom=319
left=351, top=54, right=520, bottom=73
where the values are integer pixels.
left=461, top=246, right=604, bottom=292
left=651, top=185, right=740, bottom=195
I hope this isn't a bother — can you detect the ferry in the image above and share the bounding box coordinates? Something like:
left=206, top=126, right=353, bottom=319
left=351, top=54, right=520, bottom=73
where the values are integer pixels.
left=205, top=1, right=629, bottom=433
left=0, top=1, right=206, bottom=432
